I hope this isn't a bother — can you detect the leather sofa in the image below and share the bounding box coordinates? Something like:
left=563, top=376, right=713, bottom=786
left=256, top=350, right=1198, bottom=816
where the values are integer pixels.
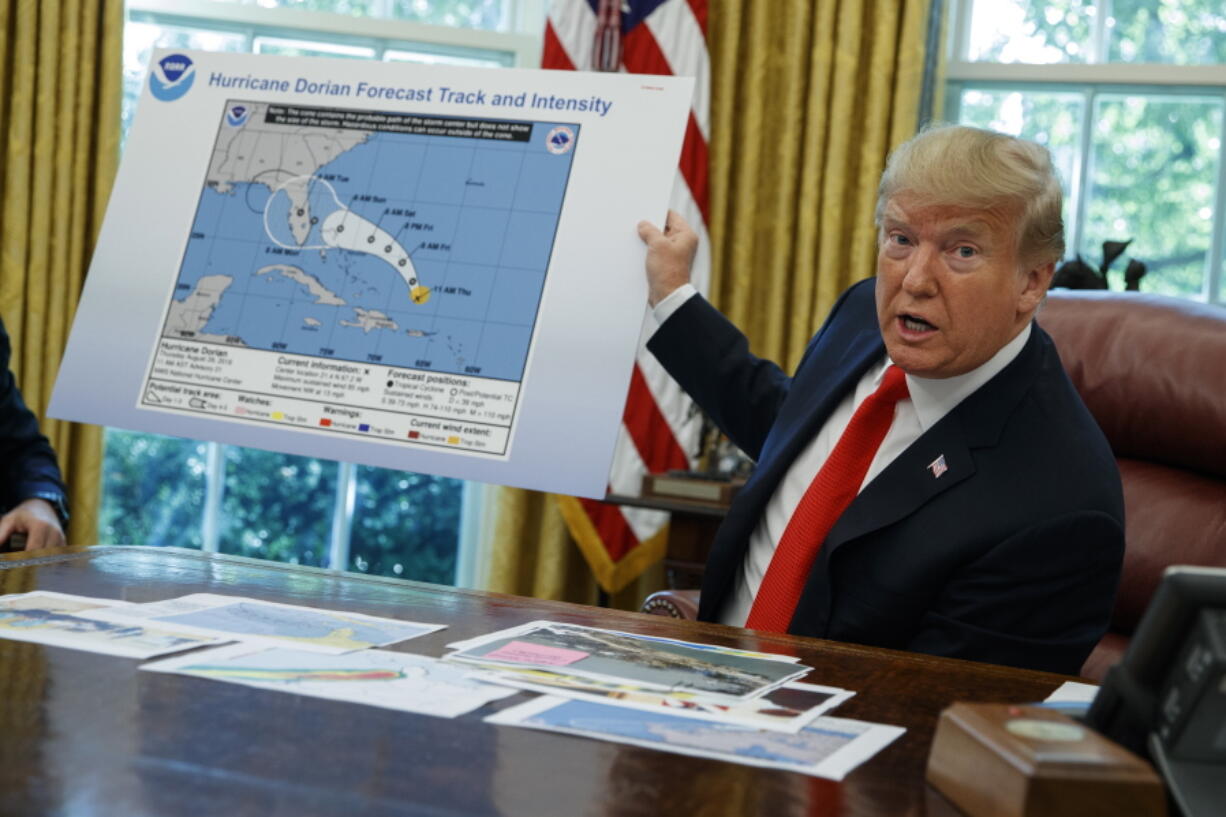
left=642, top=289, right=1226, bottom=681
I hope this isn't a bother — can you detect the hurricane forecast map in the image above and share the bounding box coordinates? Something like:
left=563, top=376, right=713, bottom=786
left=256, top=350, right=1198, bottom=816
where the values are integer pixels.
left=52, top=50, right=696, bottom=497
left=142, top=100, right=579, bottom=456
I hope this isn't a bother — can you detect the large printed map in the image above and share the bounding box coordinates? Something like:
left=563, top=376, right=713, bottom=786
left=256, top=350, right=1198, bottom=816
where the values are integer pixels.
left=164, top=101, right=578, bottom=382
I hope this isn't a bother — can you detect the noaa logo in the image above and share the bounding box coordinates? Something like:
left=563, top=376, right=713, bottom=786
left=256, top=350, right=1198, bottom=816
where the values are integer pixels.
left=226, top=104, right=250, bottom=127
left=546, top=126, right=575, bottom=155
left=149, top=54, right=196, bottom=102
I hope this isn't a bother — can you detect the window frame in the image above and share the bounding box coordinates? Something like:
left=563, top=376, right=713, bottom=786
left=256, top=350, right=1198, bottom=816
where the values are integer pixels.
left=129, top=0, right=544, bottom=65
left=945, top=0, right=1226, bottom=304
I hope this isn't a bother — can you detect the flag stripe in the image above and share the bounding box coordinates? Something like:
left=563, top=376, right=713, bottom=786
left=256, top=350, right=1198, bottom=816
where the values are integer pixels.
left=645, top=0, right=710, bottom=140
left=621, top=23, right=672, bottom=76
left=578, top=496, right=639, bottom=561
left=549, top=0, right=709, bottom=593
left=545, top=3, right=596, bottom=70
left=679, top=114, right=710, bottom=225
left=686, top=0, right=708, bottom=35
left=542, top=21, right=577, bottom=71
left=623, top=364, right=690, bottom=474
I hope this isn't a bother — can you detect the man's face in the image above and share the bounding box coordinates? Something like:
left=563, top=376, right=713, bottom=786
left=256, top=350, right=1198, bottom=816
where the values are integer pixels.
left=874, top=194, right=1053, bottom=379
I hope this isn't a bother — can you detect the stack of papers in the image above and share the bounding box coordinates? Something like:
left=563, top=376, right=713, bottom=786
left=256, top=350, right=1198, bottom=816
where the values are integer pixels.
left=0, top=591, right=905, bottom=777
left=440, top=620, right=904, bottom=779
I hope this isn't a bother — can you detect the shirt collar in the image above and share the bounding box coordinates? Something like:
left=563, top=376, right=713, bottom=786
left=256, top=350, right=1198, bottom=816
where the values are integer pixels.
left=877, top=322, right=1033, bottom=432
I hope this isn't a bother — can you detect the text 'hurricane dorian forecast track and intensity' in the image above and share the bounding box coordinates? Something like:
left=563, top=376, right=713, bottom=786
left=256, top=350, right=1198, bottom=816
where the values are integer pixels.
left=142, top=100, right=579, bottom=456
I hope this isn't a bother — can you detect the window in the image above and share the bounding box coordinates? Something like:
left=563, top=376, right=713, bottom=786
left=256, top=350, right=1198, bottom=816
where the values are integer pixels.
left=946, top=0, right=1226, bottom=302
left=100, top=0, right=545, bottom=585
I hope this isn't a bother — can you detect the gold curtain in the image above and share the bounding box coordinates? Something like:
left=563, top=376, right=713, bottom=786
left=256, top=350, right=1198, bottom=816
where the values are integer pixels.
left=710, top=0, right=929, bottom=368
left=0, top=0, right=123, bottom=544
left=483, top=0, right=930, bottom=607
left=483, top=486, right=663, bottom=609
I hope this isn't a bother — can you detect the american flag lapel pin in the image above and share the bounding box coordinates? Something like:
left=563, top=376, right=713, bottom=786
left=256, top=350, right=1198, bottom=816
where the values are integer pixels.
left=927, top=455, right=948, bottom=479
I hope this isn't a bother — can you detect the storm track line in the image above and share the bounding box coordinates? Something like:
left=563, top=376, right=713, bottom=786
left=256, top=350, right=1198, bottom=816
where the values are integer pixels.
left=263, top=175, right=430, bottom=305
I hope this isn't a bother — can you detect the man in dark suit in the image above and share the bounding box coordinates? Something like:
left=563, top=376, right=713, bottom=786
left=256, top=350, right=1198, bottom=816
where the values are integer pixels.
left=0, top=316, right=68, bottom=551
left=637, top=125, right=1124, bottom=675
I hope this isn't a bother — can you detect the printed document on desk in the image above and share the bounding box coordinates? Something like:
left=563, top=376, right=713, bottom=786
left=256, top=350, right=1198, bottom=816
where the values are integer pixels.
left=50, top=51, right=694, bottom=499
left=144, top=643, right=514, bottom=717
left=78, top=593, right=442, bottom=653
left=488, top=696, right=905, bottom=780
left=471, top=670, right=854, bottom=733
left=0, top=591, right=227, bottom=659
left=445, top=620, right=808, bottom=699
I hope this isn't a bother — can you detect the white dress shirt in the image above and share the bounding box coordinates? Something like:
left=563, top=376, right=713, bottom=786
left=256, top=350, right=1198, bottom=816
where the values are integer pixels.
left=651, top=284, right=1031, bottom=627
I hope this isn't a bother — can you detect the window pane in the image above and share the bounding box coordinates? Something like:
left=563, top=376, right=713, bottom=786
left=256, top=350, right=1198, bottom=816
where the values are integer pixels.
left=384, top=48, right=506, bottom=68
left=967, top=0, right=1095, bottom=63
left=956, top=88, right=1085, bottom=235
left=210, top=0, right=508, bottom=30
left=210, top=0, right=378, bottom=15
left=1107, top=0, right=1226, bottom=65
left=390, top=0, right=505, bottom=30
left=1220, top=236, right=1226, bottom=301
left=1082, top=95, right=1223, bottom=297
left=349, top=467, right=461, bottom=584
left=218, top=448, right=338, bottom=566
left=99, top=431, right=207, bottom=549
left=123, top=22, right=247, bottom=137
left=253, top=36, right=376, bottom=59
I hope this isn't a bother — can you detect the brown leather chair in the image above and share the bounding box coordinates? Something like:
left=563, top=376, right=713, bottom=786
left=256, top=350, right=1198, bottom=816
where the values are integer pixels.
left=642, top=290, right=1226, bottom=681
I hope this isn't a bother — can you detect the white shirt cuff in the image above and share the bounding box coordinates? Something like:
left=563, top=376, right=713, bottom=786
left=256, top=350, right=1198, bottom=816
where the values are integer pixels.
left=652, top=283, right=699, bottom=325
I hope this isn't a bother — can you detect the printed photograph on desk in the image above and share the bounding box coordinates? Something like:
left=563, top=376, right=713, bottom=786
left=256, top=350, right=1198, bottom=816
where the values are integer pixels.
left=75, top=593, right=443, bottom=653
left=469, top=668, right=853, bottom=733
left=445, top=621, right=807, bottom=699
left=446, top=619, right=801, bottom=662
left=0, top=591, right=229, bottom=659
left=143, top=643, right=515, bottom=717
left=487, top=696, right=905, bottom=780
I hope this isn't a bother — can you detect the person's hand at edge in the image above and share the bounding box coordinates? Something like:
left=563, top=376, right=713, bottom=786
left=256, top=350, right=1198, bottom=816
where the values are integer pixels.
left=637, top=209, right=699, bottom=307
left=0, top=498, right=66, bottom=551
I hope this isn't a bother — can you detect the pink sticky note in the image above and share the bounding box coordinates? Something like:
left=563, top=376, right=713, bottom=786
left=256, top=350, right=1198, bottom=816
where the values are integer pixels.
left=484, top=640, right=589, bottom=666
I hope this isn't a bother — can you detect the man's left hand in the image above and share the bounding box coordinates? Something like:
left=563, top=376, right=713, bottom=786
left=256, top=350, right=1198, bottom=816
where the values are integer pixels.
left=0, top=498, right=66, bottom=551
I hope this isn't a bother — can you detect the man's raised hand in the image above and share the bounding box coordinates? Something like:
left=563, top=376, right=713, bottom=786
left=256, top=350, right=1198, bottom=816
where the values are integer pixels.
left=637, top=209, right=698, bottom=307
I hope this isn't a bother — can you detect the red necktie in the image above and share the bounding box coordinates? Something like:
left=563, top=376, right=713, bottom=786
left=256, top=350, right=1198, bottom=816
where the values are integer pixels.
left=746, top=365, right=910, bottom=633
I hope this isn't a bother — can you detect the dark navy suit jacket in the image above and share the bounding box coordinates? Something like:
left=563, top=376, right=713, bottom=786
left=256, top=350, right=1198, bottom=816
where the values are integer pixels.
left=647, top=279, right=1124, bottom=674
left=0, top=317, right=67, bottom=520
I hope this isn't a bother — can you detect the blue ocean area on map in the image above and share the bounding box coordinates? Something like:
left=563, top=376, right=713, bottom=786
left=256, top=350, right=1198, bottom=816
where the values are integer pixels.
left=173, top=118, right=577, bottom=381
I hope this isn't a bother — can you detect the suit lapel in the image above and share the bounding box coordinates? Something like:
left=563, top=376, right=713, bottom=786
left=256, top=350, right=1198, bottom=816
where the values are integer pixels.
left=824, top=322, right=1047, bottom=556
left=824, top=417, right=974, bottom=553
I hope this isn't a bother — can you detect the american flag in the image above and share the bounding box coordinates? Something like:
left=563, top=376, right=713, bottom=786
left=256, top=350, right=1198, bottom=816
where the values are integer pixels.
left=546, top=0, right=711, bottom=593
left=927, top=455, right=948, bottom=479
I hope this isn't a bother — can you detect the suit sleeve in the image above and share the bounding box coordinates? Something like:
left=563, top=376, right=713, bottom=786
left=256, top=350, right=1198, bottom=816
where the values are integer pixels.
left=646, top=284, right=861, bottom=461
left=904, top=510, right=1124, bottom=675
left=0, top=323, right=68, bottom=514
left=647, top=296, right=789, bottom=459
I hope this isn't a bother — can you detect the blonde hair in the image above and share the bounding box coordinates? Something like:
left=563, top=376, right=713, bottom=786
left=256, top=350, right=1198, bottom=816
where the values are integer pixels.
left=876, top=124, right=1065, bottom=266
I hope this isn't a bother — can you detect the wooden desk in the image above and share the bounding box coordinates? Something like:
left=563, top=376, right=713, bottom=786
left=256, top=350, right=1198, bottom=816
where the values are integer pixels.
left=1, top=546, right=1074, bottom=817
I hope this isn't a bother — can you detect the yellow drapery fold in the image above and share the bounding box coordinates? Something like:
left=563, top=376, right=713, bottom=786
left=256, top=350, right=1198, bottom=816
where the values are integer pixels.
left=710, top=0, right=929, bottom=369
left=483, top=487, right=663, bottom=609
left=0, top=0, right=123, bottom=544
left=483, top=0, right=930, bottom=607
